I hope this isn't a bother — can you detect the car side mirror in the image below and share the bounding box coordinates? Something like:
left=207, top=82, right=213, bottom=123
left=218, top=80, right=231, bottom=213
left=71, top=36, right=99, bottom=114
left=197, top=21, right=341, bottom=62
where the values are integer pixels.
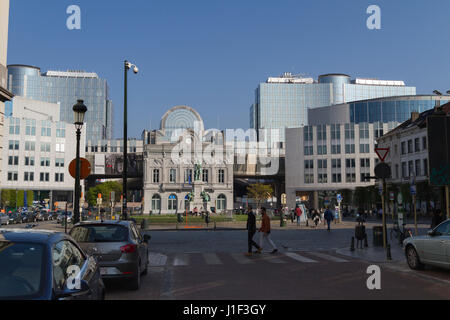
left=143, top=234, right=151, bottom=243
left=428, top=230, right=435, bottom=237
left=55, top=280, right=91, bottom=299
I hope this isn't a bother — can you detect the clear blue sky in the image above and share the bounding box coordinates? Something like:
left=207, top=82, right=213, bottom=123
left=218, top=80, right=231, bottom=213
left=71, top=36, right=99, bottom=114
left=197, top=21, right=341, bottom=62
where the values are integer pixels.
left=7, top=0, right=450, bottom=138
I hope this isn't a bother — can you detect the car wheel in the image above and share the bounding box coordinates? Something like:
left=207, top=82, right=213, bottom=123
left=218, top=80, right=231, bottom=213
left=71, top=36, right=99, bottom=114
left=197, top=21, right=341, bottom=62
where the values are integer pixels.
left=129, top=263, right=141, bottom=290
left=406, top=245, right=425, bottom=270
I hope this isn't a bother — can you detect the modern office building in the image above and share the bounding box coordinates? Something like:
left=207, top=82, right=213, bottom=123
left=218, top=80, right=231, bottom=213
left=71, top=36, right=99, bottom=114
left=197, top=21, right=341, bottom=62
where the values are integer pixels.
left=7, top=65, right=113, bottom=143
left=285, top=95, right=450, bottom=210
left=0, top=0, right=14, bottom=182
left=142, top=105, right=233, bottom=215
left=1, top=96, right=86, bottom=206
left=251, top=72, right=416, bottom=143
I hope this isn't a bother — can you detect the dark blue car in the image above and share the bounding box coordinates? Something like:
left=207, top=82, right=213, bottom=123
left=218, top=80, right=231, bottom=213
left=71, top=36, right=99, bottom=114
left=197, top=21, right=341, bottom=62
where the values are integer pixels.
left=0, top=229, right=105, bottom=300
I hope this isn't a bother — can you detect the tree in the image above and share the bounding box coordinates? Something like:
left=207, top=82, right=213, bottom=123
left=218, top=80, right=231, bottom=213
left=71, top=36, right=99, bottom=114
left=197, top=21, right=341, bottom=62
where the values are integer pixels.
left=87, top=181, right=123, bottom=207
left=246, top=183, right=273, bottom=209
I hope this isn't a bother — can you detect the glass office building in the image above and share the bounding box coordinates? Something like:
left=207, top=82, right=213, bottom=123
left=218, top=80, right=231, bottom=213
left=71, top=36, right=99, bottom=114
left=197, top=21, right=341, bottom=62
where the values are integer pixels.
left=251, top=73, right=416, bottom=143
left=308, top=95, right=450, bottom=126
left=7, top=65, right=113, bottom=143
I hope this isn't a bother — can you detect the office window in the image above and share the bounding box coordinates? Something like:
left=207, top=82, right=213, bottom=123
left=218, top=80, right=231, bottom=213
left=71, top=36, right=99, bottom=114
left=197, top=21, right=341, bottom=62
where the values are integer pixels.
left=25, top=119, right=36, bottom=136
left=332, top=159, right=341, bottom=168
left=304, top=174, right=314, bottom=184
left=168, top=194, right=177, bottom=210
left=401, top=142, right=406, bottom=155
left=359, top=123, right=369, bottom=139
left=304, top=146, right=313, bottom=156
left=24, top=172, right=34, bottom=182
left=360, top=158, right=370, bottom=168
left=7, top=172, right=18, bottom=181
left=415, top=159, right=421, bottom=176
left=346, top=159, right=356, bottom=168
left=373, top=122, right=384, bottom=139
left=402, top=162, right=407, bottom=178
left=8, top=156, right=19, bottom=166
left=304, top=126, right=313, bottom=142
left=184, top=169, right=192, bottom=183
left=345, top=144, right=355, bottom=154
left=346, top=173, right=356, bottom=183
left=40, top=157, right=50, bottom=167
left=359, top=144, right=370, bottom=153
left=331, top=124, right=340, bottom=140
left=304, top=160, right=314, bottom=169
left=9, top=140, right=19, bottom=150
left=55, top=158, right=65, bottom=167
left=408, top=160, right=414, bottom=177
left=317, top=125, right=327, bottom=141
left=218, top=169, right=225, bottom=183
left=55, top=173, right=64, bottom=182
left=332, top=173, right=342, bottom=183
left=202, top=169, right=209, bottom=183
left=331, top=145, right=341, bottom=154
left=317, top=145, right=327, bottom=155
left=41, top=120, right=51, bottom=137
left=414, top=138, right=420, bottom=152
left=56, top=122, right=66, bottom=138
left=407, top=140, right=413, bottom=154
left=345, top=124, right=355, bottom=139
left=41, top=143, right=51, bottom=153
left=55, top=143, right=65, bottom=152
left=153, top=169, right=160, bottom=183
left=318, top=174, right=328, bottom=183
left=318, top=159, right=327, bottom=169
left=25, top=156, right=35, bottom=166
left=9, top=117, right=20, bottom=135
left=25, top=141, right=35, bottom=151
left=40, top=172, right=50, bottom=182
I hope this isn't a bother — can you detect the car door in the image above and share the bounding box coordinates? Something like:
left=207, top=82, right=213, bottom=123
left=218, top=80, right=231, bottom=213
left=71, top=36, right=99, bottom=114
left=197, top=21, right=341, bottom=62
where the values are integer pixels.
left=130, top=223, right=147, bottom=269
left=423, top=221, right=450, bottom=267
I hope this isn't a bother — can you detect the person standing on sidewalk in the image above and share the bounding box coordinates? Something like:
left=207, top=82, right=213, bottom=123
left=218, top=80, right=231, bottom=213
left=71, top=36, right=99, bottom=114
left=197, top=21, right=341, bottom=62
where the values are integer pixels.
left=245, top=206, right=261, bottom=256
left=258, top=207, right=278, bottom=254
left=295, top=205, right=302, bottom=226
left=324, top=206, right=334, bottom=231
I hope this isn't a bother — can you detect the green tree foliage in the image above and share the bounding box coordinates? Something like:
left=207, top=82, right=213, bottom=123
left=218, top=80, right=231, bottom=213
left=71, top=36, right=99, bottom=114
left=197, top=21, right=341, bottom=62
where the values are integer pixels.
left=246, top=183, right=273, bottom=209
left=87, top=181, right=123, bottom=207
left=1, top=190, right=33, bottom=209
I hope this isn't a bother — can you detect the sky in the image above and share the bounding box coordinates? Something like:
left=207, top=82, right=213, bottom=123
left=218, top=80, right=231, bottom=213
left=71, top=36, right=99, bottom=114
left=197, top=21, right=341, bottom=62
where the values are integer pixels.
left=6, top=0, right=450, bottom=139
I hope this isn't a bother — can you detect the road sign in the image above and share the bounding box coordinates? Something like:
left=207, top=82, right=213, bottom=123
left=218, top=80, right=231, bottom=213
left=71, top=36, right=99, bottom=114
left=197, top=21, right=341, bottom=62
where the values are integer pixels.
left=97, top=198, right=102, bottom=205
left=69, top=158, right=91, bottom=180
left=389, top=192, right=394, bottom=201
left=337, top=194, right=342, bottom=203
left=410, top=185, right=417, bottom=196
left=375, top=163, right=391, bottom=179
left=375, top=148, right=390, bottom=162
left=397, top=193, right=403, bottom=206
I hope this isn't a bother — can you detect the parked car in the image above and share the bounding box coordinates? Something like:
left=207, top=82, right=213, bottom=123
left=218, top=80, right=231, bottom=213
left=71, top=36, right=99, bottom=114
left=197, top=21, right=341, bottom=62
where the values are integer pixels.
left=69, top=220, right=150, bottom=290
left=57, top=212, right=72, bottom=224
left=47, top=211, right=58, bottom=221
left=8, top=213, right=22, bottom=225
left=0, top=228, right=105, bottom=300
left=404, top=219, right=450, bottom=270
left=0, top=213, right=10, bottom=225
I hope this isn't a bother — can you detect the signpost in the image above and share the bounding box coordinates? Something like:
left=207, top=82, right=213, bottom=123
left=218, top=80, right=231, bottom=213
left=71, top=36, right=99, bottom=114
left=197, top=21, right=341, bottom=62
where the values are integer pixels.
left=374, top=147, right=390, bottom=257
left=389, top=191, right=395, bottom=219
left=337, top=194, right=342, bottom=222
left=97, top=193, right=102, bottom=220
left=410, top=177, right=418, bottom=236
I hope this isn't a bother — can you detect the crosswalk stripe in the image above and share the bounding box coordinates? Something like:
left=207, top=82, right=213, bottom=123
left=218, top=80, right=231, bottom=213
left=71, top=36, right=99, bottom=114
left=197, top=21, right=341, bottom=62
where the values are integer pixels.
left=203, top=253, right=222, bottom=265
left=173, top=254, right=190, bottom=266
left=284, top=252, right=318, bottom=263
left=230, top=253, right=254, bottom=264
left=308, top=252, right=349, bottom=263
left=149, top=253, right=168, bottom=267
left=259, top=255, right=286, bottom=264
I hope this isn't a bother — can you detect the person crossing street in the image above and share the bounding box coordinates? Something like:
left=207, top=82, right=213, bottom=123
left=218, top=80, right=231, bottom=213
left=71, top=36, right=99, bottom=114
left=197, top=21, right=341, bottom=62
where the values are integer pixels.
left=324, top=206, right=334, bottom=231
left=245, top=206, right=261, bottom=256
left=258, top=207, right=278, bottom=254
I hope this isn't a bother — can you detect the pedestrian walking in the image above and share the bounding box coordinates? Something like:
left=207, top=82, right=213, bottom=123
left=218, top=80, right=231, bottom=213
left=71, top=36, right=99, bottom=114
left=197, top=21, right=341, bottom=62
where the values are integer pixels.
left=258, top=207, right=278, bottom=254
left=245, top=205, right=261, bottom=256
left=324, top=206, right=334, bottom=231
left=312, top=210, right=321, bottom=227
left=295, top=205, right=302, bottom=226
left=287, top=206, right=294, bottom=223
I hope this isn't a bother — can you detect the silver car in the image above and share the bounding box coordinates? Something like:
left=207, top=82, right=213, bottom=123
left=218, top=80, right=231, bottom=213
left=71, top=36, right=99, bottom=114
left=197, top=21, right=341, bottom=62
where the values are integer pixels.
left=404, top=219, right=450, bottom=270
left=69, top=220, right=150, bottom=290
left=0, top=213, right=10, bottom=225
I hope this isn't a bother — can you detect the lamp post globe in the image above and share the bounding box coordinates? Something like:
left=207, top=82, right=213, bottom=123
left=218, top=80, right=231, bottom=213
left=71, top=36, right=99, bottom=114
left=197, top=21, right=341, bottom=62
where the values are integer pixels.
left=73, top=99, right=87, bottom=225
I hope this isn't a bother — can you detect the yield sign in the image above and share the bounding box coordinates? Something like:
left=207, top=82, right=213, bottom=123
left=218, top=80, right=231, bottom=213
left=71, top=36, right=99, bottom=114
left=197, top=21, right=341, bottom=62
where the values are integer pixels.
left=375, top=148, right=390, bottom=162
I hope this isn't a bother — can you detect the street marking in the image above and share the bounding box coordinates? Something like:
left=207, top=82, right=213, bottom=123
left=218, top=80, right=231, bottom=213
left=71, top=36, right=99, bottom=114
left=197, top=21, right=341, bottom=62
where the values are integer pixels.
left=259, top=255, right=286, bottom=264
left=230, top=253, right=254, bottom=264
left=203, top=253, right=222, bottom=265
left=173, top=254, right=190, bottom=266
left=284, top=252, right=318, bottom=263
left=308, top=252, right=349, bottom=263
left=149, top=253, right=168, bottom=267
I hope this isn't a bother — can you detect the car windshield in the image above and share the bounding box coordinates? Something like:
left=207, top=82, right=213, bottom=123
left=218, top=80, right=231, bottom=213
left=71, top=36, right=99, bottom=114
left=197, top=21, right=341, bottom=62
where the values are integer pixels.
left=70, top=225, right=129, bottom=243
left=0, top=241, right=44, bottom=299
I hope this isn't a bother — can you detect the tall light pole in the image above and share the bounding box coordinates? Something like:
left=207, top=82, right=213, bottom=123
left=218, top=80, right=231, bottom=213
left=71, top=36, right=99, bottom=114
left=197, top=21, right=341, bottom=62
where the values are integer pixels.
left=123, top=60, right=139, bottom=221
left=73, top=100, right=87, bottom=225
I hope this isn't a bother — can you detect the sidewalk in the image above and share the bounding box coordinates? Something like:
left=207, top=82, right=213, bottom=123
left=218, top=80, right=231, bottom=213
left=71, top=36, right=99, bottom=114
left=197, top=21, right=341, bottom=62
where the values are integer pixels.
left=336, top=244, right=405, bottom=263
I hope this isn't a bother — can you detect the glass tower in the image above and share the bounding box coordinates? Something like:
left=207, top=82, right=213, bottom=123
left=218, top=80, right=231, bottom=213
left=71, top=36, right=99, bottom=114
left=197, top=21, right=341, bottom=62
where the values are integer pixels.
left=7, top=65, right=113, bottom=143
left=252, top=72, right=416, bottom=143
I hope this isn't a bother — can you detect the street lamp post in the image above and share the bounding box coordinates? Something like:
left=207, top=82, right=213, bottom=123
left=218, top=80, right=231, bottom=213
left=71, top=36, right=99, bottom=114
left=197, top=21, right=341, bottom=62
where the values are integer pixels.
left=122, top=60, right=139, bottom=221
left=73, top=100, right=87, bottom=225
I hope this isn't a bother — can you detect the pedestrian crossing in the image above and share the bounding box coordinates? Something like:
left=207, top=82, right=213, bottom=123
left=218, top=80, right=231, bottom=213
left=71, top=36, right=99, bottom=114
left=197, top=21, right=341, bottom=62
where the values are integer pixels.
left=148, top=251, right=351, bottom=267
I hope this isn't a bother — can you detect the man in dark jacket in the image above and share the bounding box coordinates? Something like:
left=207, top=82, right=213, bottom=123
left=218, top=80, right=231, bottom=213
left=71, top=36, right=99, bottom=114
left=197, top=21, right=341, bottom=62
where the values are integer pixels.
left=324, top=207, right=334, bottom=231
left=246, top=206, right=262, bottom=256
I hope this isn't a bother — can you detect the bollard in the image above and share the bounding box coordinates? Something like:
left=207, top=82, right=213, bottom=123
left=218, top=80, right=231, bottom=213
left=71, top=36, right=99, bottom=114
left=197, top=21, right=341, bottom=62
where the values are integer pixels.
left=214, top=221, right=216, bottom=231
left=387, top=244, right=392, bottom=261
left=364, top=234, right=369, bottom=248
left=350, top=237, right=355, bottom=251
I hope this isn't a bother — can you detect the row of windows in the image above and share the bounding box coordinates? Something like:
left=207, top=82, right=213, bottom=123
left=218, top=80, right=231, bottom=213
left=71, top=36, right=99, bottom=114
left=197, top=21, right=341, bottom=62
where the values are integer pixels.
left=8, top=140, right=65, bottom=152
left=86, top=146, right=136, bottom=153
left=7, top=172, right=65, bottom=182
left=304, top=143, right=371, bottom=156
left=397, top=159, right=429, bottom=179
left=303, top=123, right=388, bottom=143
left=400, top=137, right=427, bottom=155
left=7, top=156, right=65, bottom=168
left=150, top=194, right=227, bottom=211
left=151, top=169, right=226, bottom=184
left=8, top=118, right=66, bottom=138
left=304, top=173, right=371, bottom=184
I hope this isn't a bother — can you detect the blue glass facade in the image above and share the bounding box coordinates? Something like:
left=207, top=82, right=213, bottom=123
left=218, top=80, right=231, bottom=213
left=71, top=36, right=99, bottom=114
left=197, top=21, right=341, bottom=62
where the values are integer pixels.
left=252, top=73, right=416, bottom=143
left=349, top=97, right=450, bottom=124
left=7, top=65, right=113, bottom=143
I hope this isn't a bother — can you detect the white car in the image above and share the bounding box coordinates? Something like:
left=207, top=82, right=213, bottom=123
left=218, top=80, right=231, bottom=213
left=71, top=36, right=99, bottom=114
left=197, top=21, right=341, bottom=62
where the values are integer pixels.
left=403, top=219, right=450, bottom=270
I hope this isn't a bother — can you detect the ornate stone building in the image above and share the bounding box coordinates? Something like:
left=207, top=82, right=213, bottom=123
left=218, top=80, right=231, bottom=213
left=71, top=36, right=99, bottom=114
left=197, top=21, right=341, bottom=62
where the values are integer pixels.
left=142, top=106, right=233, bottom=215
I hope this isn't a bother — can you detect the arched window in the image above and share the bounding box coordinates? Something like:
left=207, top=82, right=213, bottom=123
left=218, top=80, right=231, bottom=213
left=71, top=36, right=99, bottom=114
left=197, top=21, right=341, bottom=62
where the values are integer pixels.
left=216, top=194, right=226, bottom=211
left=151, top=194, right=161, bottom=211
left=168, top=194, right=177, bottom=210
